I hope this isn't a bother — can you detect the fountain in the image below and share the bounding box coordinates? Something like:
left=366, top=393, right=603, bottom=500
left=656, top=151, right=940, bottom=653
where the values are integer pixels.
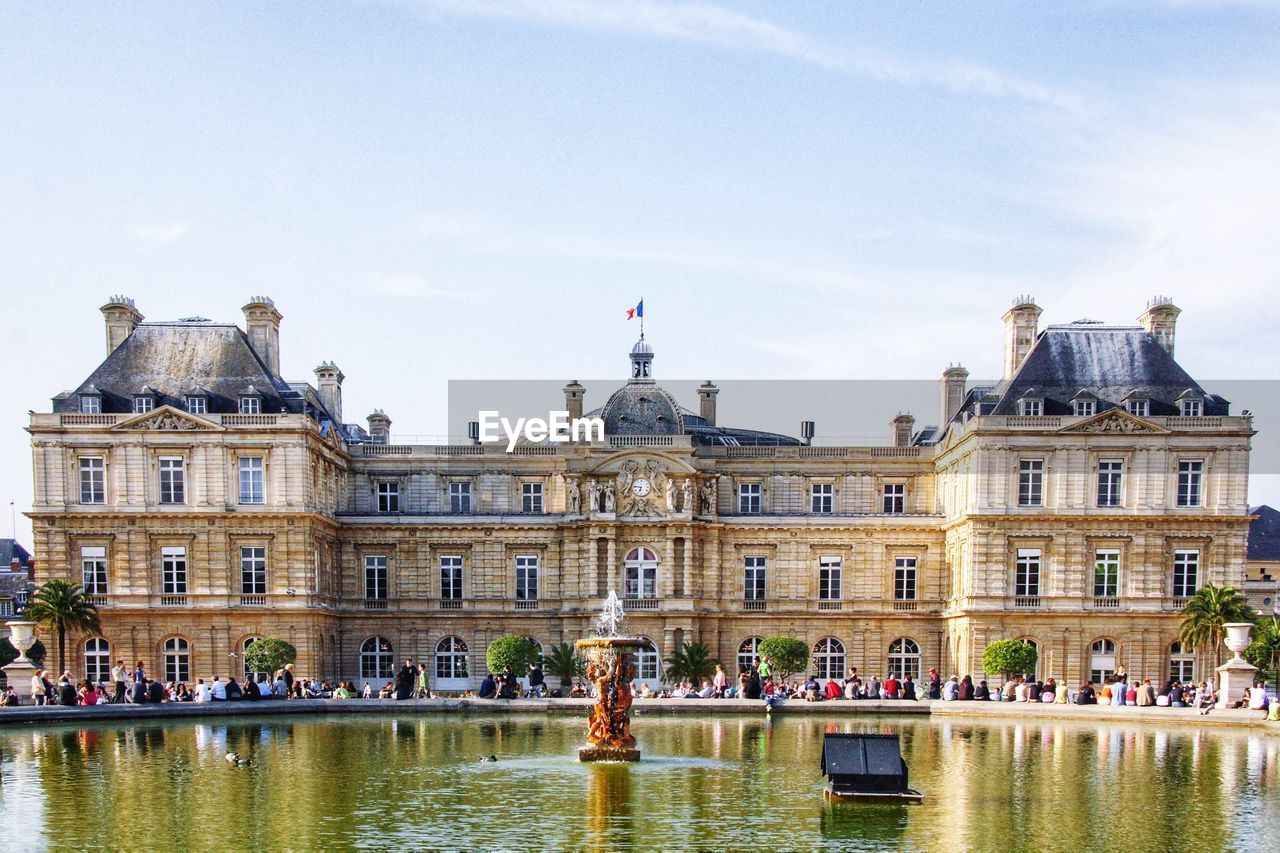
left=576, top=591, right=646, bottom=762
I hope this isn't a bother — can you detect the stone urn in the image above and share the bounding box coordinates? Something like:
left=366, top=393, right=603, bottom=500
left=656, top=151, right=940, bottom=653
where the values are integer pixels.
left=1216, top=622, right=1259, bottom=709
left=3, top=621, right=40, bottom=699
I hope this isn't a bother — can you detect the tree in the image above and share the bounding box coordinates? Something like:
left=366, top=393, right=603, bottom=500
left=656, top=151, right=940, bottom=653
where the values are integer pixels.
left=543, top=642, right=585, bottom=691
left=982, top=639, right=1038, bottom=679
left=1245, top=617, right=1280, bottom=682
left=1179, top=584, right=1255, bottom=670
left=243, top=637, right=297, bottom=677
left=757, top=636, right=809, bottom=681
left=24, top=579, right=101, bottom=676
left=485, top=635, right=541, bottom=676
left=0, top=638, right=46, bottom=670
left=663, top=641, right=720, bottom=684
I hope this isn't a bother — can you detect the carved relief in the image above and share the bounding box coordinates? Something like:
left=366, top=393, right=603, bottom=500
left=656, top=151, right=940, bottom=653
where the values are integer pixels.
left=1062, top=410, right=1164, bottom=434
left=129, top=411, right=213, bottom=431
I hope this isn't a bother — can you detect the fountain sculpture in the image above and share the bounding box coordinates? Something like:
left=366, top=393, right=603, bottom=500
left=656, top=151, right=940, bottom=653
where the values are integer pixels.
left=576, top=592, right=645, bottom=762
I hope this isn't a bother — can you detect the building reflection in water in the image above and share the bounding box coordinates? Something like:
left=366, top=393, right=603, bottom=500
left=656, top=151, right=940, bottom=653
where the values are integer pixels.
left=584, top=763, right=632, bottom=849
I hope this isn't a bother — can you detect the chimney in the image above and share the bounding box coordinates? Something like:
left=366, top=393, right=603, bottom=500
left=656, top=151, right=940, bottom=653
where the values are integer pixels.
left=698, top=381, right=719, bottom=426
left=891, top=412, right=916, bottom=448
left=800, top=420, right=815, bottom=445
left=101, top=295, right=143, bottom=355
left=314, top=362, right=345, bottom=424
left=242, top=297, right=283, bottom=376
left=367, top=410, right=391, bottom=445
left=27, top=558, right=35, bottom=583
left=1002, top=295, right=1042, bottom=379
left=563, top=380, right=585, bottom=421
left=939, top=364, right=969, bottom=427
left=1139, top=296, right=1180, bottom=357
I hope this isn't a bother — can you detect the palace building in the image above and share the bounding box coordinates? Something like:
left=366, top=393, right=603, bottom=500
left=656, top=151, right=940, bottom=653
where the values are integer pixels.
left=27, top=295, right=1256, bottom=690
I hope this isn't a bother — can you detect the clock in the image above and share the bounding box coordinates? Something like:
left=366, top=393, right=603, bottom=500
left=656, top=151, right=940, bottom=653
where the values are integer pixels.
left=632, top=478, right=651, bottom=497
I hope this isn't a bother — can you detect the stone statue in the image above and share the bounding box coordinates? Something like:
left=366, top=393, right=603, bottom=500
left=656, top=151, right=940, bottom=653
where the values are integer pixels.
left=603, top=482, right=616, bottom=513
left=587, top=479, right=601, bottom=513
left=681, top=479, right=693, bottom=513
left=665, top=478, right=677, bottom=513
left=700, top=479, right=717, bottom=514
left=566, top=478, right=581, bottom=514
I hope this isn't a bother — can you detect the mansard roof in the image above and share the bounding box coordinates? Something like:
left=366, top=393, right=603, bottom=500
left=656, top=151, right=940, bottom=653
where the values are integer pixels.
left=988, top=324, right=1228, bottom=417
left=1248, top=505, right=1280, bottom=562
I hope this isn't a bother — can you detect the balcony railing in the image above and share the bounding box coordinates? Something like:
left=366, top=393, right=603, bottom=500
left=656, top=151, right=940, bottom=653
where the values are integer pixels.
left=1091, top=596, right=1120, bottom=609
left=89, top=594, right=110, bottom=608
left=817, top=600, right=843, bottom=611
left=622, top=598, right=660, bottom=611
left=239, top=595, right=267, bottom=607
left=439, top=599, right=463, bottom=610
left=514, top=600, right=539, bottom=610
left=1012, top=596, right=1041, bottom=609
left=742, top=600, right=767, bottom=612
left=159, top=595, right=188, bottom=607
left=1171, top=597, right=1190, bottom=610
left=363, top=599, right=389, bottom=611
left=892, top=600, right=918, bottom=612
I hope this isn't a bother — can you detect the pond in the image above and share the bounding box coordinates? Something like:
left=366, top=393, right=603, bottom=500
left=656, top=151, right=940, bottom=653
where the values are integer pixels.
left=1, top=713, right=1278, bottom=850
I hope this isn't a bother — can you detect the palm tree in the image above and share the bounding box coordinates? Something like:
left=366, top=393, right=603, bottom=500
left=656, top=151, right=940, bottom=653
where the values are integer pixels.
left=543, top=642, right=585, bottom=691
left=663, top=641, right=720, bottom=685
left=24, top=579, right=102, bottom=676
left=1179, top=584, right=1254, bottom=670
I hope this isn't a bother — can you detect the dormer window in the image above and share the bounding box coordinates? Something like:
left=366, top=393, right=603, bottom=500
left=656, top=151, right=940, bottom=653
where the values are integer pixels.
left=185, top=395, right=207, bottom=415
left=1179, top=398, right=1203, bottom=417
left=1073, top=399, right=1096, bottom=417
left=240, top=395, right=262, bottom=414
left=133, top=395, right=155, bottom=414
left=1127, top=399, right=1149, bottom=417
left=80, top=394, right=102, bottom=414
left=1018, top=398, right=1043, bottom=417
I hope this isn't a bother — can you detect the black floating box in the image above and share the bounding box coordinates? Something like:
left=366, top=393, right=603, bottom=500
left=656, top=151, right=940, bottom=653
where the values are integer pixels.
left=821, top=733, right=909, bottom=796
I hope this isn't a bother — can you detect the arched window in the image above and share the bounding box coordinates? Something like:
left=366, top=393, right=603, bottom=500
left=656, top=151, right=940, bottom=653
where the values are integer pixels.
left=1090, top=639, right=1116, bottom=684
left=888, top=638, right=921, bottom=680
left=737, top=637, right=763, bottom=673
left=84, top=637, right=110, bottom=684
left=623, top=547, right=658, bottom=599
left=1014, top=638, right=1039, bottom=679
left=360, top=636, right=394, bottom=681
left=242, top=637, right=268, bottom=683
left=1169, top=641, right=1195, bottom=683
left=524, top=637, right=544, bottom=663
left=634, top=637, right=660, bottom=683
left=813, top=637, right=846, bottom=680
left=163, top=636, right=190, bottom=684
left=435, top=636, right=468, bottom=681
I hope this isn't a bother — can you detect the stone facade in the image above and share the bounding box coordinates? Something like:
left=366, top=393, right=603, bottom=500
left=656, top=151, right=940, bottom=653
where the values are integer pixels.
left=25, top=295, right=1256, bottom=691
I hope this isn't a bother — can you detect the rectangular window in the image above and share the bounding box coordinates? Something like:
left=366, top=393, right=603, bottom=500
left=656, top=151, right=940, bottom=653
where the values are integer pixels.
left=1018, top=459, right=1044, bottom=507
left=744, top=555, right=766, bottom=600
left=1015, top=549, right=1041, bottom=597
left=1180, top=399, right=1203, bottom=417
left=883, top=483, right=905, bottom=514
left=239, top=396, right=262, bottom=414
left=80, top=395, right=101, bottom=414
left=158, top=457, right=185, bottom=504
left=81, top=546, right=108, bottom=595
left=522, top=482, right=544, bottom=513
left=738, top=483, right=762, bottom=514
left=1173, top=550, right=1199, bottom=598
left=0, top=600, right=11, bottom=617
left=894, top=557, right=918, bottom=600
left=811, top=483, right=833, bottom=514
left=515, top=555, right=539, bottom=601
left=133, top=396, right=154, bottom=413
left=161, top=546, right=187, bottom=595
left=1019, top=399, right=1043, bottom=416
left=1093, top=549, right=1119, bottom=598
left=440, top=555, right=463, bottom=600
left=818, top=556, right=841, bottom=600
left=1177, top=460, right=1203, bottom=507
left=449, top=482, right=472, bottom=513
left=1073, top=399, right=1096, bottom=417
left=240, top=546, right=266, bottom=595
left=79, top=456, right=105, bottom=504
left=625, top=560, right=657, bottom=599
left=1127, top=399, right=1149, bottom=417
left=364, top=555, right=388, bottom=600
left=238, top=456, right=265, bottom=505
left=376, top=481, right=400, bottom=513
left=1097, top=459, right=1123, bottom=507
left=185, top=396, right=207, bottom=415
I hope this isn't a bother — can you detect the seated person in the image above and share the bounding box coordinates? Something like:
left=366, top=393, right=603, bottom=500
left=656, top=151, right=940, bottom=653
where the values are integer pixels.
left=478, top=673, right=498, bottom=699
left=147, top=679, right=166, bottom=703
left=128, top=680, right=148, bottom=704
left=824, top=678, right=842, bottom=700
left=804, top=676, right=821, bottom=702
left=225, top=677, right=243, bottom=701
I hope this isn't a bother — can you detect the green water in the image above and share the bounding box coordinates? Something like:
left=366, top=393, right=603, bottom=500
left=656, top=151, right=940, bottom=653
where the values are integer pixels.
left=1, top=713, right=1278, bottom=851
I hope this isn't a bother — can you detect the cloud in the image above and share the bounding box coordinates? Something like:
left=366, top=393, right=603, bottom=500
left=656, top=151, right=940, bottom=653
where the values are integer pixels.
left=127, top=221, right=188, bottom=245
left=367, top=273, right=472, bottom=300
left=389, top=0, right=1076, bottom=107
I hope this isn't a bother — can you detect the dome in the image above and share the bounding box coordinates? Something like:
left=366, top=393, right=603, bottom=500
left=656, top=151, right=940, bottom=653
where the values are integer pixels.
left=630, top=337, right=653, bottom=356
left=599, top=385, right=684, bottom=435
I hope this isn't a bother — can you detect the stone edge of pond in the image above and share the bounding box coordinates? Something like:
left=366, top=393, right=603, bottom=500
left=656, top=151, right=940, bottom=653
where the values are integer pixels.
left=0, top=698, right=1272, bottom=732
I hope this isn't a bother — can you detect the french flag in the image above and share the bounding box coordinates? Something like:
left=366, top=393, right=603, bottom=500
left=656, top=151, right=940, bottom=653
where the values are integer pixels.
left=626, top=299, right=644, bottom=320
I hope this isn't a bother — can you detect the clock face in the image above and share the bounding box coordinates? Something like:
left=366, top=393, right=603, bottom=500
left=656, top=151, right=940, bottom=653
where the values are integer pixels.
left=632, top=478, right=651, bottom=497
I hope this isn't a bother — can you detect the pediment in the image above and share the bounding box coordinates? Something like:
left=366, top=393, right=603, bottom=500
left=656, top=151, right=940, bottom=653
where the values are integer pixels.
left=112, top=405, right=223, bottom=432
left=1058, top=408, right=1168, bottom=435
left=587, top=448, right=696, bottom=475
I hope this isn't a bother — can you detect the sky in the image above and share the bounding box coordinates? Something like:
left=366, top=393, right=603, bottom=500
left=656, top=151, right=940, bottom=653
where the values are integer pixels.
left=2, top=1, right=1279, bottom=546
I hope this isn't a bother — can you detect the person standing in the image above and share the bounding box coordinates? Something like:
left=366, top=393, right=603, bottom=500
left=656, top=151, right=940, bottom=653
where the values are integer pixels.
left=31, top=670, right=47, bottom=706
left=132, top=661, right=146, bottom=686
left=111, top=660, right=126, bottom=705
left=282, top=662, right=296, bottom=698
left=416, top=661, right=431, bottom=698
left=926, top=667, right=942, bottom=700
left=712, top=664, right=728, bottom=698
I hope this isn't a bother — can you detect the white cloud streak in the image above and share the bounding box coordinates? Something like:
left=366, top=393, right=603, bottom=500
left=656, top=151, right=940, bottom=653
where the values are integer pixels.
left=389, top=0, right=1077, bottom=107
